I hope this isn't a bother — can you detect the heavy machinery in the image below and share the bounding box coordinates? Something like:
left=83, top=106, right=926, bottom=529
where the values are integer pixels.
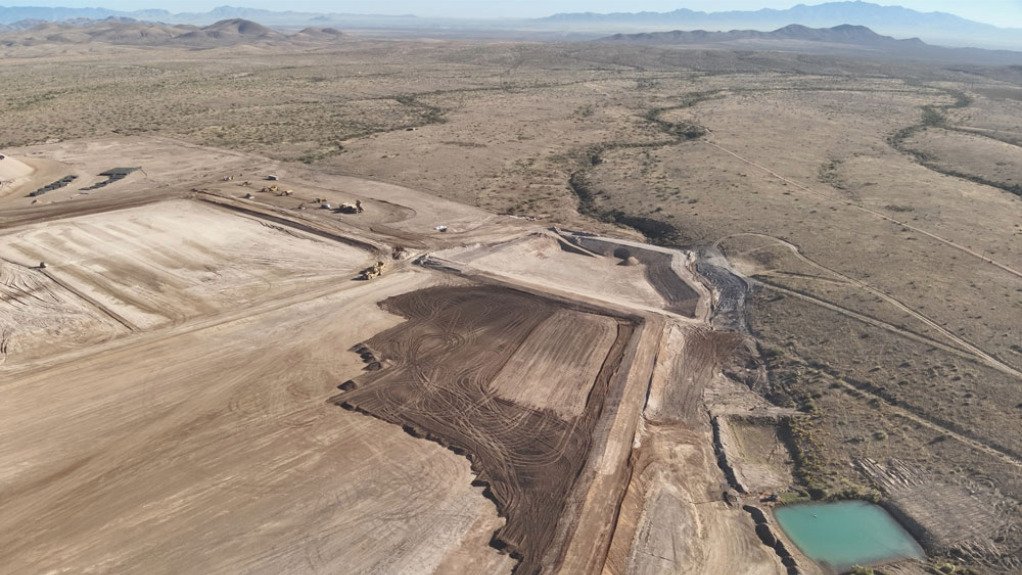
left=338, top=200, right=364, bottom=214
left=358, top=261, right=385, bottom=280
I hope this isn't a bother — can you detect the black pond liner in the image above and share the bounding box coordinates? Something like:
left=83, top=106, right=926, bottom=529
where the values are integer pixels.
left=80, top=167, right=141, bottom=191
left=27, top=175, right=77, bottom=197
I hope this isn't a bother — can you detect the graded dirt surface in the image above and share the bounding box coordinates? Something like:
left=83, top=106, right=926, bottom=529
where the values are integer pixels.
left=335, top=285, right=637, bottom=573
left=0, top=270, right=518, bottom=575
left=488, top=308, right=620, bottom=418
left=0, top=199, right=372, bottom=332
left=605, top=321, right=787, bottom=575
left=436, top=234, right=668, bottom=312
left=1, top=33, right=1020, bottom=575
left=0, top=258, right=125, bottom=365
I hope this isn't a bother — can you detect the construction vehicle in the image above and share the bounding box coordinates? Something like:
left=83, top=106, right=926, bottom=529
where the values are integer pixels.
left=358, top=261, right=385, bottom=280
left=338, top=200, right=365, bottom=214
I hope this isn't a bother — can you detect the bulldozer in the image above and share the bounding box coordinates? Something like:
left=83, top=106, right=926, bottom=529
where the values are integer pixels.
left=337, top=200, right=364, bottom=214
left=358, top=261, right=385, bottom=281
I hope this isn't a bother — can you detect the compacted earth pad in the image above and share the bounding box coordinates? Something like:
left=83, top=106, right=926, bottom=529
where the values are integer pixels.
left=333, top=285, right=636, bottom=574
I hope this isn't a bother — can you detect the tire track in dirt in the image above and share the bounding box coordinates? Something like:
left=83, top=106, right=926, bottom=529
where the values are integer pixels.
left=745, top=284, right=1022, bottom=466
left=0, top=256, right=138, bottom=332
left=331, top=285, right=637, bottom=575
left=831, top=377, right=1022, bottom=470
left=38, top=269, right=139, bottom=331
left=701, top=138, right=1022, bottom=281
left=751, top=278, right=1021, bottom=381
left=718, top=232, right=1021, bottom=379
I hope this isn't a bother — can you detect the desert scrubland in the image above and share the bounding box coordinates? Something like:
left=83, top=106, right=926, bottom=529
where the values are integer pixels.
left=0, top=29, right=1019, bottom=574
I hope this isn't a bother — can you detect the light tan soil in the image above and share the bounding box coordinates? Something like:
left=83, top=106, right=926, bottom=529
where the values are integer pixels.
left=488, top=309, right=620, bottom=418
left=0, top=199, right=372, bottom=332
left=436, top=234, right=667, bottom=312
left=0, top=270, right=519, bottom=574
left=720, top=417, right=795, bottom=495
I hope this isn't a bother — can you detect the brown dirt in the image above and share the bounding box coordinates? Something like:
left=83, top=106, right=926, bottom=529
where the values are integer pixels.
left=0, top=270, right=519, bottom=574
left=857, top=458, right=1013, bottom=560
left=333, top=285, right=637, bottom=574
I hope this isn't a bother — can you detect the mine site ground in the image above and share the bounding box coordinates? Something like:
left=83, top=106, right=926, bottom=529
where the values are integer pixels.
left=0, top=36, right=1019, bottom=575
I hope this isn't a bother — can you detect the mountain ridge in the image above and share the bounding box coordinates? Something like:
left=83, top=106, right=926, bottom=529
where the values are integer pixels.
left=0, top=2, right=1019, bottom=50
left=539, top=1, right=1022, bottom=50
left=0, top=17, right=344, bottom=48
left=0, top=4, right=418, bottom=26
left=602, top=23, right=926, bottom=46
left=598, top=23, right=1022, bottom=67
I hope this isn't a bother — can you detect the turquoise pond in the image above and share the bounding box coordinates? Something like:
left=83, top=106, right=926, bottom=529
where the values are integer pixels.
left=773, top=501, right=924, bottom=572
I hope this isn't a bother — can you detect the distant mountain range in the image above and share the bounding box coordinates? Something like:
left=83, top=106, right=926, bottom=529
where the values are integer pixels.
left=0, top=18, right=343, bottom=48
left=599, top=24, right=1022, bottom=66
left=0, top=5, right=420, bottom=28
left=603, top=23, right=925, bottom=47
left=537, top=2, right=1022, bottom=50
left=0, top=2, right=1019, bottom=51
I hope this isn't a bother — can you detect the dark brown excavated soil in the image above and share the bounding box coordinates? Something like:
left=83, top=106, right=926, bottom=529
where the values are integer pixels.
left=641, top=251, right=700, bottom=318
left=332, top=285, right=635, bottom=574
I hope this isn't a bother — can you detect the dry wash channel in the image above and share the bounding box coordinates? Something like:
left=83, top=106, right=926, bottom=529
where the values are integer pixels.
left=332, top=285, right=637, bottom=574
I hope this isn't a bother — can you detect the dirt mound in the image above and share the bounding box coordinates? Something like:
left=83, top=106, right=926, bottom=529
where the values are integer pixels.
left=0, top=153, right=32, bottom=182
left=333, top=285, right=635, bottom=574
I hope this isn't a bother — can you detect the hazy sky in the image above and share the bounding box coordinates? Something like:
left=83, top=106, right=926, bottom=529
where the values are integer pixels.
left=6, top=1, right=1022, bottom=27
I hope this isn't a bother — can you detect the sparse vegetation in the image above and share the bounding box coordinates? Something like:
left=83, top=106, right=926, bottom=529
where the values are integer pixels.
left=1, top=32, right=1019, bottom=575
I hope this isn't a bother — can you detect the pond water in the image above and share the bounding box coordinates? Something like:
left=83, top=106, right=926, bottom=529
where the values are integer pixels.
left=774, top=501, right=924, bottom=572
